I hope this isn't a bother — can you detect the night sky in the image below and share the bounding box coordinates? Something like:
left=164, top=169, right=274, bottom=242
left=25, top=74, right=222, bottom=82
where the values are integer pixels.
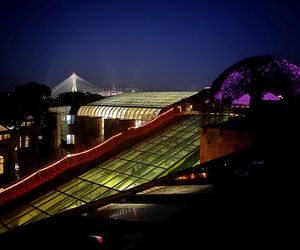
left=1, top=0, right=300, bottom=91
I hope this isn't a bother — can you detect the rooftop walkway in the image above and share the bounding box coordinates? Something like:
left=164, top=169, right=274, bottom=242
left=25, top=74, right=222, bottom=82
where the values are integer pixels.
left=0, top=109, right=201, bottom=234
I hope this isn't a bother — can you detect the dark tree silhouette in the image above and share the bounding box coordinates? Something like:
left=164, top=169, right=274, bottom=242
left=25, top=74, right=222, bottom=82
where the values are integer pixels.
left=14, top=82, right=51, bottom=127
left=0, top=91, right=17, bottom=126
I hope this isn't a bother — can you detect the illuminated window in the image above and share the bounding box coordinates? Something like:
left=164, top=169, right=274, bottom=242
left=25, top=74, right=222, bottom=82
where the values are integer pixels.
left=19, top=136, right=22, bottom=148
left=135, top=120, right=142, bottom=127
left=66, top=114, right=75, bottom=125
left=25, top=135, right=29, bottom=148
left=0, top=133, right=10, bottom=140
left=0, top=156, right=4, bottom=174
left=21, top=120, right=33, bottom=127
left=67, top=134, right=75, bottom=144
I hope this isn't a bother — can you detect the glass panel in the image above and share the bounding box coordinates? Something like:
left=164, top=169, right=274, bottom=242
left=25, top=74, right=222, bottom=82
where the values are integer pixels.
left=1, top=206, right=36, bottom=225
left=80, top=167, right=104, bottom=179
left=59, top=178, right=84, bottom=193
left=113, top=176, right=140, bottom=191
left=142, top=167, right=165, bottom=179
left=114, top=160, right=137, bottom=173
left=123, top=151, right=142, bottom=161
left=131, top=165, right=157, bottom=179
left=0, top=224, right=9, bottom=234
left=100, top=158, right=121, bottom=169
left=7, top=209, right=41, bottom=229
left=97, top=172, right=120, bottom=185
left=94, top=189, right=118, bottom=200
left=37, top=192, right=68, bottom=212
left=135, top=143, right=156, bottom=152
left=135, top=153, right=158, bottom=165
left=44, top=195, right=77, bottom=215
left=31, top=190, right=59, bottom=207
left=104, top=174, right=128, bottom=188
left=72, top=182, right=102, bottom=201
left=61, top=180, right=91, bottom=196
left=127, top=179, right=147, bottom=189
left=105, top=159, right=129, bottom=170
left=64, top=200, right=86, bottom=211
left=81, top=185, right=110, bottom=202
left=85, top=169, right=112, bottom=183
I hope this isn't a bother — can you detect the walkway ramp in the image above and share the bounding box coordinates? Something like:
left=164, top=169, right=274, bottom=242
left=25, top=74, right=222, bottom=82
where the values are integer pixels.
left=0, top=113, right=201, bottom=234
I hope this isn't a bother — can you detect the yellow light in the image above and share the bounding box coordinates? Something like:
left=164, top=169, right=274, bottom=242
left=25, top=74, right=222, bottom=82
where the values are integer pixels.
left=201, top=172, right=207, bottom=178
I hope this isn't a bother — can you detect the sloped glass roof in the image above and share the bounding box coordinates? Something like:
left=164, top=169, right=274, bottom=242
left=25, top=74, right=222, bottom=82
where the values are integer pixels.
left=87, top=91, right=198, bottom=108
left=0, top=115, right=201, bottom=233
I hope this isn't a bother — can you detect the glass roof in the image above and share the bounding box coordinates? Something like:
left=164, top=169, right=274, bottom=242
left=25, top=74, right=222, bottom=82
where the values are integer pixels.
left=87, top=91, right=198, bottom=108
left=0, top=115, right=201, bottom=233
left=77, top=106, right=161, bottom=121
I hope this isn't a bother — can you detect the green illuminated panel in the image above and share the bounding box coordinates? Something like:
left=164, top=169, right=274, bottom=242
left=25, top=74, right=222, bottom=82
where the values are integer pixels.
left=7, top=209, right=41, bottom=229
left=94, top=189, right=118, bottom=200
left=82, top=186, right=111, bottom=202
left=0, top=115, right=201, bottom=232
left=87, top=92, right=198, bottom=108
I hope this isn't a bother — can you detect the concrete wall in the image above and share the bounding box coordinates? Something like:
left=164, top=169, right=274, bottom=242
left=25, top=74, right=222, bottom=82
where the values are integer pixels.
left=104, top=119, right=135, bottom=140
left=75, top=116, right=102, bottom=151
left=200, top=128, right=255, bottom=163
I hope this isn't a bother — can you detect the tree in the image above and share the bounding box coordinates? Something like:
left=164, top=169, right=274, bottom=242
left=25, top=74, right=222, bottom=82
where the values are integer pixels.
left=14, top=82, right=51, bottom=127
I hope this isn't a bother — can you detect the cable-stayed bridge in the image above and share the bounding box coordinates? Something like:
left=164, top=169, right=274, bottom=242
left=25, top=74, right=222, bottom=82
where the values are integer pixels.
left=51, top=73, right=141, bottom=98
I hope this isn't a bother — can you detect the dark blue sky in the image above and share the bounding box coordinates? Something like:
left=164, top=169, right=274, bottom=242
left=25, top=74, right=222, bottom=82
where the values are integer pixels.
left=1, top=0, right=300, bottom=91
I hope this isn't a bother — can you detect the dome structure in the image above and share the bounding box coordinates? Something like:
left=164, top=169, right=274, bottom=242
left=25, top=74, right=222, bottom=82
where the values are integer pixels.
left=210, top=56, right=300, bottom=105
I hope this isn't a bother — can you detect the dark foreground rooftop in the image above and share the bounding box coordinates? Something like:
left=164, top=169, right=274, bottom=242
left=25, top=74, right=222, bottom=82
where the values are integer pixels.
left=1, top=98, right=300, bottom=249
left=0, top=139, right=299, bottom=249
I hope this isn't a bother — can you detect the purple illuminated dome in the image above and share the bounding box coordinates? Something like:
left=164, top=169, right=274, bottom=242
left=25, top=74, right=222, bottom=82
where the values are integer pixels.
left=210, top=56, right=300, bottom=105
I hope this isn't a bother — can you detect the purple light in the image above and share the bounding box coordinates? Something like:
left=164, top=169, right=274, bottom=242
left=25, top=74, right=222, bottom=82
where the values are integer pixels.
left=213, top=56, right=300, bottom=103
left=262, top=92, right=280, bottom=101
left=214, top=70, right=251, bottom=102
left=232, top=94, right=250, bottom=105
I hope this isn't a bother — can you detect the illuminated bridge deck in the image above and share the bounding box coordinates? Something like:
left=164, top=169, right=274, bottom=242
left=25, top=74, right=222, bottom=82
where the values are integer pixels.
left=0, top=115, right=201, bottom=233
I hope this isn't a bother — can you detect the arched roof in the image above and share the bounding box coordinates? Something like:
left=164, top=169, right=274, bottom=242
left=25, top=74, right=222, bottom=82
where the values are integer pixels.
left=78, top=91, right=198, bottom=122
left=78, top=106, right=161, bottom=122
left=210, top=56, right=300, bottom=104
